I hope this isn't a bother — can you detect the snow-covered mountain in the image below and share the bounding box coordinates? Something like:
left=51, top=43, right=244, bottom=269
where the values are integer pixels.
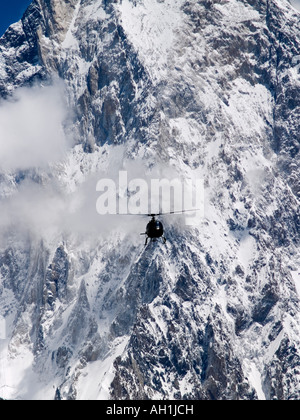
left=0, top=0, right=299, bottom=400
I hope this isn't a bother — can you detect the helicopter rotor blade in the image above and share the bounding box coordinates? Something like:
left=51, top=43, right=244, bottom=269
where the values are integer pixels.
left=145, top=209, right=202, bottom=216
left=115, top=212, right=160, bottom=217
left=155, top=209, right=202, bottom=216
left=115, top=209, right=202, bottom=217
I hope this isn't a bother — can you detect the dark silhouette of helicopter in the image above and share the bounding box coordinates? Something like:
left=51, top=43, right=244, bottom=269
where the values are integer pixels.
left=141, top=214, right=166, bottom=246
left=140, top=209, right=201, bottom=246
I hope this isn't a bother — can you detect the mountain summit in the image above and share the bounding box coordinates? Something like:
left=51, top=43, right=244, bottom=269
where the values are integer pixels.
left=0, top=0, right=299, bottom=400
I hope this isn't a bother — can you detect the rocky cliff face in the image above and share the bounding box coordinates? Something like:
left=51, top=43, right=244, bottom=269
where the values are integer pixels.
left=0, top=0, right=299, bottom=400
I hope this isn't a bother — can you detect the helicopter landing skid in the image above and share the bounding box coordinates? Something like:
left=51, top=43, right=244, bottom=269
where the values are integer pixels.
left=144, top=236, right=167, bottom=247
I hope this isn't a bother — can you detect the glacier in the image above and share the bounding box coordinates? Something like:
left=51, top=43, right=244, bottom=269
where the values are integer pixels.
left=0, top=0, right=299, bottom=400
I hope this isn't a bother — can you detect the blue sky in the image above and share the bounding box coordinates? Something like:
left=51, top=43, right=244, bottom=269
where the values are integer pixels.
left=0, top=0, right=32, bottom=37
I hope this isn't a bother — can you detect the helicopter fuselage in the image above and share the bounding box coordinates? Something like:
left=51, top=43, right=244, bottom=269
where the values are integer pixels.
left=146, top=218, right=164, bottom=239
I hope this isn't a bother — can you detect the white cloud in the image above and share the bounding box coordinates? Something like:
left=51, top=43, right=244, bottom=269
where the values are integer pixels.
left=290, top=0, right=300, bottom=11
left=0, top=100, right=201, bottom=245
left=0, top=174, right=145, bottom=246
left=0, top=82, right=70, bottom=171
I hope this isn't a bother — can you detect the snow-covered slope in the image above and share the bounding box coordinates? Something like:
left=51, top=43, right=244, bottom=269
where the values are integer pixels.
left=0, top=0, right=299, bottom=400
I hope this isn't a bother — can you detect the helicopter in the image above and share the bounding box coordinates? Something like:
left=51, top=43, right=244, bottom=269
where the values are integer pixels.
left=141, top=214, right=166, bottom=246
left=140, top=209, right=201, bottom=246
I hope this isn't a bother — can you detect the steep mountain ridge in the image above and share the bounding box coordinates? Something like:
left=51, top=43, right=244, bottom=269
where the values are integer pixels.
left=0, top=0, right=299, bottom=400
